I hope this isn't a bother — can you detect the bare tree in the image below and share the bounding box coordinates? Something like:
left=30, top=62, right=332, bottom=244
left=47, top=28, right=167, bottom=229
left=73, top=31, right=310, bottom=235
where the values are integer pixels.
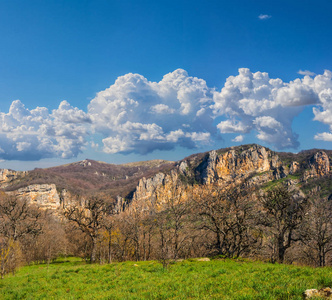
left=193, top=185, right=259, bottom=258
left=64, top=196, right=115, bottom=263
left=154, top=184, right=193, bottom=260
left=101, top=209, right=118, bottom=264
left=0, top=193, right=43, bottom=277
left=0, top=194, right=42, bottom=241
left=259, top=186, right=308, bottom=263
left=300, top=196, right=332, bottom=266
left=33, top=213, right=68, bottom=264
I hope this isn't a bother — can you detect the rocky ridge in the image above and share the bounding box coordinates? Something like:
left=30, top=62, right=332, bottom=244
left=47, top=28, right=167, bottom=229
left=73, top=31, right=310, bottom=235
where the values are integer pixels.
left=130, top=144, right=331, bottom=210
left=0, top=144, right=331, bottom=211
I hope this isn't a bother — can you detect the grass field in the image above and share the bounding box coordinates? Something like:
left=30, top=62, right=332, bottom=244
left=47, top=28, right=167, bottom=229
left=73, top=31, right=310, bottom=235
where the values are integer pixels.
left=0, top=257, right=331, bottom=299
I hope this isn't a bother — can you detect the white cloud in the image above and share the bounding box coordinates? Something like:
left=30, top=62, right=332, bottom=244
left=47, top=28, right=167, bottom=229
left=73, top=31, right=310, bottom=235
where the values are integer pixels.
left=217, top=120, right=250, bottom=133
left=212, top=68, right=303, bottom=149
left=298, top=70, right=316, bottom=77
left=258, top=14, right=271, bottom=20
left=275, top=79, right=319, bottom=107
left=314, top=132, right=332, bottom=141
left=0, top=100, right=90, bottom=160
left=150, top=104, right=175, bottom=114
left=2, top=68, right=332, bottom=161
left=232, top=135, right=244, bottom=142
left=254, top=116, right=281, bottom=129
left=88, top=69, right=215, bottom=155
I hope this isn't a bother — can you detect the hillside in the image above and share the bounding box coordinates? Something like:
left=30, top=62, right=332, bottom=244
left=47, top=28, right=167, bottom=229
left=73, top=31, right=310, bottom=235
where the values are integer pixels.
left=3, top=159, right=175, bottom=198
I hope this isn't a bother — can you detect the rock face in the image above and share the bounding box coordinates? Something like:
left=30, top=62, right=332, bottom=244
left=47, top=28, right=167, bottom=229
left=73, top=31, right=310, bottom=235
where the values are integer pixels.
left=303, top=151, right=330, bottom=180
left=130, top=144, right=288, bottom=209
left=132, top=172, right=166, bottom=203
left=0, top=169, right=27, bottom=188
left=289, top=161, right=300, bottom=174
left=200, top=145, right=285, bottom=184
left=131, top=172, right=179, bottom=210
left=14, top=184, right=60, bottom=210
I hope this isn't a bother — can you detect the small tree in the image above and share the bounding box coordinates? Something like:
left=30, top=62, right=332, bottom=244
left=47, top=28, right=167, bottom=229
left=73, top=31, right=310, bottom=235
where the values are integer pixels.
left=0, top=238, right=23, bottom=279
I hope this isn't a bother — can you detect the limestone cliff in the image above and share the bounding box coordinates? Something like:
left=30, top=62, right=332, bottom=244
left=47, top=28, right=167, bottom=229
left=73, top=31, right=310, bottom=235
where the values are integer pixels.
left=198, top=144, right=286, bottom=184
left=11, top=184, right=60, bottom=210
left=129, top=144, right=330, bottom=209
left=0, top=169, right=27, bottom=188
left=303, top=151, right=330, bottom=180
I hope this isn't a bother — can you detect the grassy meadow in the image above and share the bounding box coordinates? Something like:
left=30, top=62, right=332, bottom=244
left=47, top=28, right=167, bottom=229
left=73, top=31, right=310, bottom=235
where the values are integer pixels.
left=0, top=257, right=331, bottom=299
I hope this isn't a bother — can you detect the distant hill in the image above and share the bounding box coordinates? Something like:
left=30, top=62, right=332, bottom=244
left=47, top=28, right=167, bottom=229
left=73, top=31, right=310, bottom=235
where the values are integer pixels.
left=4, top=159, right=175, bottom=198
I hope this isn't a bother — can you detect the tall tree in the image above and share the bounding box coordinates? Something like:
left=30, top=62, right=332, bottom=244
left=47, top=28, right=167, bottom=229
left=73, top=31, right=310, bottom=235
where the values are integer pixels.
left=259, top=186, right=308, bottom=263
left=64, top=195, right=116, bottom=263
left=194, top=185, right=259, bottom=258
left=301, top=196, right=332, bottom=266
left=0, top=193, right=42, bottom=241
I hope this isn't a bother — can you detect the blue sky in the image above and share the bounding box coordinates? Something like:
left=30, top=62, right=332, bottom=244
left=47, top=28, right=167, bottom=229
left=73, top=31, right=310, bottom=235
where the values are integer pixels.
left=0, top=0, right=332, bottom=170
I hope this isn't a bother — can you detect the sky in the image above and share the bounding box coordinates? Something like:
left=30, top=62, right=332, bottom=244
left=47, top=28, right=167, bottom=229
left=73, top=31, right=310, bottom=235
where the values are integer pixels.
left=0, top=0, right=332, bottom=170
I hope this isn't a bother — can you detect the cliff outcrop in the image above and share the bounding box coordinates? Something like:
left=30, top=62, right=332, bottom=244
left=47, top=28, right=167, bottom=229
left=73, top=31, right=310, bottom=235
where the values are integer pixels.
left=12, top=184, right=60, bottom=210
left=0, top=169, right=27, bottom=188
left=129, top=145, right=331, bottom=209
left=130, top=144, right=289, bottom=208
left=303, top=151, right=331, bottom=180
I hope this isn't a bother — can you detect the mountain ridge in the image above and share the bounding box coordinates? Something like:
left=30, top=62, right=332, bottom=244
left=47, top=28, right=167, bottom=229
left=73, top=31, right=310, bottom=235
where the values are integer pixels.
left=1, top=144, right=331, bottom=211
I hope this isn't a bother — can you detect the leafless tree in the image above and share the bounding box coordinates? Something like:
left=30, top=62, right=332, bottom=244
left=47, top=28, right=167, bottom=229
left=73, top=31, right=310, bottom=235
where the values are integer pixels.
left=0, top=194, right=42, bottom=241
left=154, top=184, right=194, bottom=260
left=0, top=237, right=23, bottom=279
left=300, top=196, right=332, bottom=266
left=0, top=193, right=43, bottom=277
left=64, top=196, right=115, bottom=263
left=193, top=184, right=259, bottom=258
left=259, top=186, right=308, bottom=263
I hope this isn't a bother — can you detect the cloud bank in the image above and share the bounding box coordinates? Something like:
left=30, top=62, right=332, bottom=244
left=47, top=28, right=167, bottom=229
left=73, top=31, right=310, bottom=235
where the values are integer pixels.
left=1, top=68, right=332, bottom=161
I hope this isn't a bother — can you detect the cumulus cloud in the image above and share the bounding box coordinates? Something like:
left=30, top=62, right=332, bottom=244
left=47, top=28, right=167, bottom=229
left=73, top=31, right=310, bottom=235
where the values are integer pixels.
left=3, top=68, right=332, bottom=161
left=212, top=68, right=328, bottom=149
left=258, top=14, right=271, bottom=20
left=312, top=87, right=332, bottom=140
left=88, top=68, right=332, bottom=154
left=0, top=100, right=90, bottom=160
left=88, top=69, right=215, bottom=154
left=217, top=120, right=250, bottom=133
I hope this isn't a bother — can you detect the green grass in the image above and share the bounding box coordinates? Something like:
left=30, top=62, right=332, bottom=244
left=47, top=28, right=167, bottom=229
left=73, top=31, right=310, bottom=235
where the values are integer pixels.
left=262, top=173, right=301, bottom=190
left=0, top=257, right=331, bottom=299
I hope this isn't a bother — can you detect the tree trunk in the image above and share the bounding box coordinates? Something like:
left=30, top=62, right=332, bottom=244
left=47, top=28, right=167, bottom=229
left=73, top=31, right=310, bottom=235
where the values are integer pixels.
left=90, top=237, right=97, bottom=263
left=277, top=236, right=285, bottom=263
left=108, top=234, right=112, bottom=264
